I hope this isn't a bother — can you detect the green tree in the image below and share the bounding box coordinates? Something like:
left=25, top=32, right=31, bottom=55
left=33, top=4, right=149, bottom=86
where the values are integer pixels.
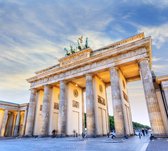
left=109, top=115, right=115, bottom=131
left=84, top=114, right=150, bottom=131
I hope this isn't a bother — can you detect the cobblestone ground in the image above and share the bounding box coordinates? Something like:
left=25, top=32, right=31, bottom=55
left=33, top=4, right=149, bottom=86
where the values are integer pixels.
left=146, top=138, right=168, bottom=151
left=0, top=136, right=150, bottom=151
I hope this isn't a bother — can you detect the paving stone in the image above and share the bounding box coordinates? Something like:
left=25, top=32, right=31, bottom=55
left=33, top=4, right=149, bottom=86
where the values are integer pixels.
left=0, top=136, right=150, bottom=151
left=146, top=138, right=168, bottom=151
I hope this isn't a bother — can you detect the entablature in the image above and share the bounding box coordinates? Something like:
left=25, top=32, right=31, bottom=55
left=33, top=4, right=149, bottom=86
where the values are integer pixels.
left=30, top=48, right=148, bottom=88
left=27, top=35, right=151, bottom=84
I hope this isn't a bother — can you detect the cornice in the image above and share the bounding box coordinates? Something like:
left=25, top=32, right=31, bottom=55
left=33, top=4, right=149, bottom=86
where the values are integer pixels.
left=156, top=75, right=168, bottom=84
left=27, top=36, right=151, bottom=83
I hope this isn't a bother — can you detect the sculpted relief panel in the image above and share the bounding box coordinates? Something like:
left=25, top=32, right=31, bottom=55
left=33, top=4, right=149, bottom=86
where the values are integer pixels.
left=30, top=48, right=147, bottom=88
left=59, top=48, right=92, bottom=67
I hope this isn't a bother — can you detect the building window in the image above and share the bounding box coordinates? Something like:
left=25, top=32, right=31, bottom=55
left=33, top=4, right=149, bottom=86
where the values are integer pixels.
left=54, top=102, right=59, bottom=110
left=40, top=105, right=43, bottom=111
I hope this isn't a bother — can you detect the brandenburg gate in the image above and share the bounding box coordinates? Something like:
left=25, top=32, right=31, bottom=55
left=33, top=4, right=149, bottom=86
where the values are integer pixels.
left=24, top=33, right=168, bottom=137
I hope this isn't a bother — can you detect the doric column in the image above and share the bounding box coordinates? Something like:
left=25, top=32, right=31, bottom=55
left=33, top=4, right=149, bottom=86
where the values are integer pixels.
left=0, top=110, right=8, bottom=137
left=11, top=113, right=17, bottom=136
left=86, top=74, right=96, bottom=137
left=40, top=85, right=51, bottom=136
left=25, top=89, right=37, bottom=136
left=161, top=81, right=168, bottom=111
left=82, top=89, right=85, bottom=132
left=139, top=58, right=166, bottom=136
left=58, top=80, right=68, bottom=135
left=110, top=67, right=125, bottom=137
left=21, top=108, right=28, bottom=136
left=14, top=112, right=20, bottom=136
left=105, top=84, right=110, bottom=133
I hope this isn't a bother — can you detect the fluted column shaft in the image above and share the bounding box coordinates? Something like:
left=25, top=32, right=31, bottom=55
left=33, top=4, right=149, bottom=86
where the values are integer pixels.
left=21, top=108, right=28, bottom=136
left=58, top=81, right=68, bottom=135
left=25, top=89, right=37, bottom=136
left=41, top=85, right=51, bottom=136
left=86, top=74, right=96, bottom=136
left=82, top=89, right=85, bottom=132
left=139, top=59, right=166, bottom=136
left=0, top=110, right=8, bottom=137
left=14, top=112, right=20, bottom=136
left=110, top=67, right=125, bottom=137
left=162, top=82, right=168, bottom=110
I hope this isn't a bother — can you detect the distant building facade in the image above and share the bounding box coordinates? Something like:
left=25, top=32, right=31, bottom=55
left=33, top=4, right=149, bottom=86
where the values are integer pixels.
left=0, top=101, right=28, bottom=137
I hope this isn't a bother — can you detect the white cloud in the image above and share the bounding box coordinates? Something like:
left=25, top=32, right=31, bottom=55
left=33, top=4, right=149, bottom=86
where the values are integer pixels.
left=142, top=0, right=168, bottom=9
left=67, top=30, right=117, bottom=50
left=152, top=56, right=161, bottom=62
left=152, top=64, right=168, bottom=75
left=123, top=0, right=168, bottom=9
left=138, top=23, right=168, bottom=48
left=152, top=64, right=168, bottom=69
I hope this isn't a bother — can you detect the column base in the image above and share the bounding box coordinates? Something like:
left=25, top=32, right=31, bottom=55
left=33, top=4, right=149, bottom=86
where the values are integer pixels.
left=23, top=135, right=34, bottom=138
left=153, top=133, right=168, bottom=138
left=115, top=134, right=125, bottom=138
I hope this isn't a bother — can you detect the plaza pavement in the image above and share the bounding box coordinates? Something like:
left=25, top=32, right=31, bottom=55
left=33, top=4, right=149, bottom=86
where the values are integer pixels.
left=0, top=136, right=151, bottom=151
left=146, top=138, right=168, bottom=151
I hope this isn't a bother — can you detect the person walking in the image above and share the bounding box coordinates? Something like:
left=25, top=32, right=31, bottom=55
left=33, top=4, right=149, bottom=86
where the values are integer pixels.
left=142, top=129, right=145, bottom=136
left=138, top=130, right=142, bottom=139
left=111, top=130, right=116, bottom=139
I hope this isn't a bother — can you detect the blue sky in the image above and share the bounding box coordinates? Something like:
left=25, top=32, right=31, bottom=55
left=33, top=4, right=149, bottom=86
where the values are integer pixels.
left=0, top=0, right=168, bottom=125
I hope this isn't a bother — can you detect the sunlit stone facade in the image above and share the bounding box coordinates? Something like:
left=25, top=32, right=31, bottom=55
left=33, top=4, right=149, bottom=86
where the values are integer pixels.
left=24, top=33, right=168, bottom=137
left=1, top=33, right=168, bottom=138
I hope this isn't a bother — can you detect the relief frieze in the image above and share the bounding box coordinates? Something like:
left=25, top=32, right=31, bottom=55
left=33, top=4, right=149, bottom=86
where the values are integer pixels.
left=30, top=48, right=147, bottom=88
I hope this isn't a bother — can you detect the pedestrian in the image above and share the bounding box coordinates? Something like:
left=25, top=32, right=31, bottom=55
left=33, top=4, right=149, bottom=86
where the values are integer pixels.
left=82, top=132, right=85, bottom=139
left=142, top=129, right=145, bottom=136
left=138, top=130, right=142, bottom=139
left=52, top=129, right=56, bottom=138
left=111, top=130, right=116, bottom=139
left=145, top=129, right=148, bottom=135
left=150, top=134, right=155, bottom=140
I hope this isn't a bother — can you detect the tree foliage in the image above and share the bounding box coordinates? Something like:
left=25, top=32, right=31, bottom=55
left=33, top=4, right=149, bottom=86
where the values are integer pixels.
left=109, top=116, right=150, bottom=130
left=84, top=114, right=150, bottom=131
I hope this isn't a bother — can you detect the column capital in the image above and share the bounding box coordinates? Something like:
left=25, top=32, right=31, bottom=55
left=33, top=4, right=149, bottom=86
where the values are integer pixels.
left=4, top=109, right=8, bottom=112
left=60, top=80, right=68, bottom=85
left=43, top=84, right=52, bottom=90
left=86, top=73, right=93, bottom=77
left=86, top=73, right=94, bottom=82
left=13, top=112, right=18, bottom=116
left=44, top=84, right=52, bottom=87
left=29, top=88, right=37, bottom=93
left=137, top=57, right=149, bottom=64
left=109, top=66, right=119, bottom=71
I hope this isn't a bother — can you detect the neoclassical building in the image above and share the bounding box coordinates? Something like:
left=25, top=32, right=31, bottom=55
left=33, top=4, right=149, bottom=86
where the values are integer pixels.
left=23, top=33, right=168, bottom=137
left=0, top=101, right=28, bottom=137
left=1, top=33, right=168, bottom=138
